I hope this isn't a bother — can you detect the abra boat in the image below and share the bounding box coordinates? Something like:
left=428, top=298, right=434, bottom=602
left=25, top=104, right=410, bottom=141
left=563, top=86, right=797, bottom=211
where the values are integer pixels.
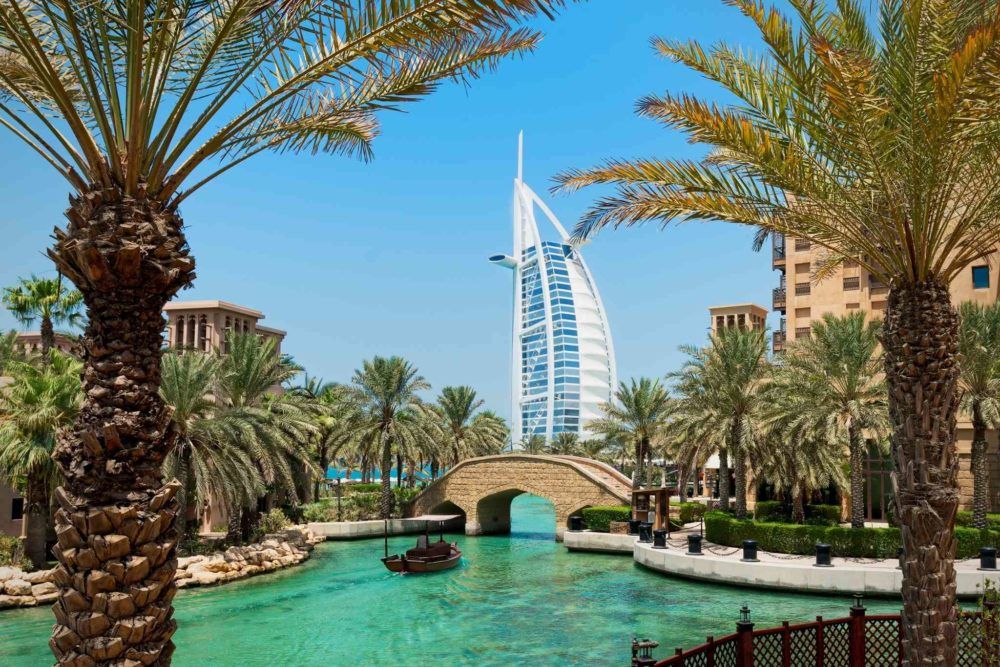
left=381, top=515, right=462, bottom=574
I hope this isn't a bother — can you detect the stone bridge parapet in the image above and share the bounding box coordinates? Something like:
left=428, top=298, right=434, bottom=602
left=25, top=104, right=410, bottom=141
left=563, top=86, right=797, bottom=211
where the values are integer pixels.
left=407, top=455, right=631, bottom=540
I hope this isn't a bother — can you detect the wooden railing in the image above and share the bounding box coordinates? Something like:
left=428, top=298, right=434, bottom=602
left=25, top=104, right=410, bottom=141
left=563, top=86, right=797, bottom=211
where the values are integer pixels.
left=649, top=599, right=996, bottom=667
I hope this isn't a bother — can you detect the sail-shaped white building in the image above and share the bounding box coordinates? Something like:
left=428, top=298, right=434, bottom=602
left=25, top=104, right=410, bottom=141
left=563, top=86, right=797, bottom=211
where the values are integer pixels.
left=490, top=134, right=617, bottom=444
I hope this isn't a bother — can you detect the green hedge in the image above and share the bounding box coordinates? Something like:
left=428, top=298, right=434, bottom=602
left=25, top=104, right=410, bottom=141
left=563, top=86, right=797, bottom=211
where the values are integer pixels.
left=806, top=504, right=842, bottom=526
left=347, top=482, right=382, bottom=494
left=582, top=506, right=631, bottom=532
left=754, top=501, right=785, bottom=523
left=957, top=511, right=1000, bottom=532
left=0, top=534, right=28, bottom=570
left=679, top=502, right=707, bottom=524
left=753, top=501, right=841, bottom=526
left=705, top=511, right=1000, bottom=559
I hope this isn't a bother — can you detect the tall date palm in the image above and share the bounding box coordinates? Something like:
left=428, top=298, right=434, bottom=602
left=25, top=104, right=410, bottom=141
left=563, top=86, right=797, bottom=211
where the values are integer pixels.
left=957, top=302, right=1000, bottom=530
left=556, top=2, right=1000, bottom=659
left=2, top=275, right=83, bottom=357
left=0, top=2, right=571, bottom=661
left=764, top=313, right=888, bottom=528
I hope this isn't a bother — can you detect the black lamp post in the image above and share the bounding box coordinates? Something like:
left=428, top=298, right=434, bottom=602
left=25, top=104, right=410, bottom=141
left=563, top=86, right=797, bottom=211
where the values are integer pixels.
left=631, top=638, right=659, bottom=667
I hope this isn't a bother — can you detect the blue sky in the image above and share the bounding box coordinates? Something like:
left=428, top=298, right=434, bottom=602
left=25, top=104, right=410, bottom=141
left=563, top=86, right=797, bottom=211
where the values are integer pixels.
left=0, top=1, right=779, bottom=419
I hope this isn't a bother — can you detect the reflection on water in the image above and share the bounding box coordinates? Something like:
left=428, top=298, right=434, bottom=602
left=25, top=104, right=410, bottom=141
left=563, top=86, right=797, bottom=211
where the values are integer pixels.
left=0, top=495, right=899, bottom=666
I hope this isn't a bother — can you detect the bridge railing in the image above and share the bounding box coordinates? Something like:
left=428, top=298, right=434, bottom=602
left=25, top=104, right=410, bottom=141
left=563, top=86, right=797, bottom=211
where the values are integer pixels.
left=637, top=597, right=997, bottom=667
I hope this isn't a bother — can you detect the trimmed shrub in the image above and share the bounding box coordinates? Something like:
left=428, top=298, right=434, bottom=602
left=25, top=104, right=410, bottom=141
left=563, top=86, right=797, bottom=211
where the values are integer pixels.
left=806, top=504, right=842, bottom=526
left=705, top=511, right=1000, bottom=559
left=582, top=506, right=631, bottom=532
left=957, top=511, right=1000, bottom=532
left=679, top=502, right=707, bottom=524
left=753, top=501, right=787, bottom=523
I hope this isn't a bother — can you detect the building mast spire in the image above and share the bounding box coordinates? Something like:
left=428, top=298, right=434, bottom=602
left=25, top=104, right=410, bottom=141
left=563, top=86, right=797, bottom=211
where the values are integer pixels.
left=517, top=130, right=523, bottom=183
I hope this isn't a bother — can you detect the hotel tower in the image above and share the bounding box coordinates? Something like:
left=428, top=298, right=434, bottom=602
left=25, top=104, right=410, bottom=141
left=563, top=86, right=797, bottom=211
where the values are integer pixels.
left=491, top=134, right=617, bottom=444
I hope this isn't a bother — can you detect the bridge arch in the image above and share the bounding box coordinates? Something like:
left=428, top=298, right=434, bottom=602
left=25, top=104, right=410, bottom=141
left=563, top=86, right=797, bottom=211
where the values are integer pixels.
left=407, top=454, right=631, bottom=540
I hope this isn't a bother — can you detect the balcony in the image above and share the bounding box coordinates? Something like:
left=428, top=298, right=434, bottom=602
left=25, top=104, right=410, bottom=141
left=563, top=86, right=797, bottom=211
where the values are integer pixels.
left=772, top=234, right=786, bottom=268
left=772, top=330, right=786, bottom=353
left=869, top=276, right=889, bottom=296
left=772, top=287, right=786, bottom=311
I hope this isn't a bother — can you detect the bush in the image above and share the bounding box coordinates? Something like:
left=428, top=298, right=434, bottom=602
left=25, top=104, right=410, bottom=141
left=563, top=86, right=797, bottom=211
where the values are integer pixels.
left=582, top=505, right=631, bottom=532
left=806, top=504, right=842, bottom=526
left=679, top=502, right=707, bottom=524
left=393, top=487, right=420, bottom=506
left=957, top=511, right=1000, bottom=532
left=0, top=534, right=29, bottom=570
left=347, top=482, right=382, bottom=494
left=754, top=500, right=787, bottom=523
left=258, top=508, right=290, bottom=535
left=705, top=511, right=1000, bottom=559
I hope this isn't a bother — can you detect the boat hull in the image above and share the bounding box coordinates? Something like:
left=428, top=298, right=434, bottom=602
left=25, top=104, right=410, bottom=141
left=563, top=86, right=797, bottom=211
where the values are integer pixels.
left=382, top=549, right=461, bottom=574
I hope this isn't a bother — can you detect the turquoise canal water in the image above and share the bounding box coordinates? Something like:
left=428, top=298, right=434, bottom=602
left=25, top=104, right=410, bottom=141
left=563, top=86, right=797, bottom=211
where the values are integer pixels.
left=0, top=495, right=899, bottom=666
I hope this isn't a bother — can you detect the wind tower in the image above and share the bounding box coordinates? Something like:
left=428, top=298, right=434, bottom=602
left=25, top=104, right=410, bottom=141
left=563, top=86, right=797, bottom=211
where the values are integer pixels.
left=490, top=133, right=617, bottom=446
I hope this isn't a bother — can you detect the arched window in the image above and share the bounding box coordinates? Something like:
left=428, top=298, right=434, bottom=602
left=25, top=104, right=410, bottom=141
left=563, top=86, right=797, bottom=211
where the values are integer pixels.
left=186, top=316, right=196, bottom=347
left=198, top=315, right=208, bottom=351
left=175, top=317, right=185, bottom=348
left=224, top=317, right=232, bottom=354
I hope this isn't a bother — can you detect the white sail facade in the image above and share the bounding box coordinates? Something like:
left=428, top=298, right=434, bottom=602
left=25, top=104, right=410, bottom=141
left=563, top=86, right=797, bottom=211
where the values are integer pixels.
left=490, top=135, right=617, bottom=444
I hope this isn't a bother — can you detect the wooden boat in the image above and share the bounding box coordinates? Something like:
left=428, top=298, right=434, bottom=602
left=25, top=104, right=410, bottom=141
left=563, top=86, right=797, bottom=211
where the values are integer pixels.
left=381, top=515, right=462, bottom=574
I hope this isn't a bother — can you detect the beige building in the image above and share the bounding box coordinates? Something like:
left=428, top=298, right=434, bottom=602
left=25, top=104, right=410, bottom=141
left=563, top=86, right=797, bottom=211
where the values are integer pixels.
left=709, top=303, right=769, bottom=333
left=1, top=300, right=287, bottom=538
left=164, top=300, right=285, bottom=355
left=771, top=234, right=1000, bottom=515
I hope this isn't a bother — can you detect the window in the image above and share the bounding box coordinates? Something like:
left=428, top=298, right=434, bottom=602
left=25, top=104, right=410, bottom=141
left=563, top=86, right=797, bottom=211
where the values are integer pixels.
left=795, top=283, right=811, bottom=296
left=843, top=276, right=860, bottom=290
left=973, top=265, right=990, bottom=289
left=795, top=262, right=810, bottom=274
left=11, top=497, right=23, bottom=521
left=847, top=303, right=860, bottom=310
left=795, top=307, right=810, bottom=318
left=794, top=238, right=811, bottom=252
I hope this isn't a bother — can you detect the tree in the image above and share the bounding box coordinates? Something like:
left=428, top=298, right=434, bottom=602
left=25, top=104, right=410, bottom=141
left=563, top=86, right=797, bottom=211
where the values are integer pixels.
left=0, top=1, right=571, bottom=660
left=555, top=3, right=1000, bottom=658
left=291, top=379, right=355, bottom=501
left=349, top=356, right=438, bottom=518
left=0, top=330, right=24, bottom=375
left=579, top=438, right=609, bottom=462
left=520, top=434, right=548, bottom=454
left=214, top=333, right=316, bottom=541
left=0, top=352, right=81, bottom=568
left=764, top=313, right=888, bottom=528
left=674, top=328, right=768, bottom=518
left=2, top=275, right=83, bottom=357
left=435, top=386, right=508, bottom=471
left=548, top=431, right=581, bottom=456
left=957, top=302, right=1000, bottom=530
left=589, top=378, right=672, bottom=490
left=159, top=350, right=257, bottom=540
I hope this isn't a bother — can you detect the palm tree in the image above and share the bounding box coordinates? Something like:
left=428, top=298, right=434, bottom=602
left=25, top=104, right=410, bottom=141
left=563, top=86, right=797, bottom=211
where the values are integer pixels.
left=589, top=378, right=672, bottom=491
left=349, top=356, right=437, bottom=518
left=548, top=431, right=581, bottom=456
left=0, top=352, right=81, bottom=568
left=160, top=350, right=259, bottom=539
left=0, top=1, right=570, bottom=660
left=2, top=275, right=83, bottom=357
left=215, top=333, right=316, bottom=540
left=435, top=386, right=508, bottom=471
left=520, top=434, right=548, bottom=454
left=291, top=380, right=355, bottom=501
left=754, top=425, right=846, bottom=525
left=674, top=328, right=768, bottom=518
left=555, top=4, right=1000, bottom=657
left=579, top=438, right=609, bottom=462
left=0, top=331, right=24, bottom=375
left=957, top=302, right=1000, bottom=530
left=764, top=313, right=888, bottom=528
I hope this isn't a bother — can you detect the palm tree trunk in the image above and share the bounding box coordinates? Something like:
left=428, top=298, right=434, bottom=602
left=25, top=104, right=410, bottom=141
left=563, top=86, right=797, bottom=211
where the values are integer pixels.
left=379, top=432, right=393, bottom=519
left=632, top=438, right=647, bottom=490
left=849, top=423, right=866, bottom=529
left=315, top=446, right=329, bottom=503
left=430, top=458, right=439, bottom=480
left=732, top=418, right=748, bottom=519
left=46, top=192, right=194, bottom=666
left=176, top=447, right=192, bottom=541
left=227, top=507, right=243, bottom=543
left=40, top=314, right=54, bottom=359
left=396, top=453, right=403, bottom=488
left=718, top=448, right=730, bottom=511
left=676, top=460, right=689, bottom=501
left=971, top=400, right=989, bottom=530
left=24, top=472, right=49, bottom=570
left=884, top=280, right=960, bottom=666
left=791, top=487, right=805, bottom=525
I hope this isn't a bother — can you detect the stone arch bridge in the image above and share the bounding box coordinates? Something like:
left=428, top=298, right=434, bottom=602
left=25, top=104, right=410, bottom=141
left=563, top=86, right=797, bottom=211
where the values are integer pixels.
left=406, top=454, right=631, bottom=539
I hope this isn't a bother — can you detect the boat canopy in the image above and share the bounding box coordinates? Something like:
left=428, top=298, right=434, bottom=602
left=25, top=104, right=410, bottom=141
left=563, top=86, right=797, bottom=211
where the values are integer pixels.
left=403, top=514, right=461, bottom=522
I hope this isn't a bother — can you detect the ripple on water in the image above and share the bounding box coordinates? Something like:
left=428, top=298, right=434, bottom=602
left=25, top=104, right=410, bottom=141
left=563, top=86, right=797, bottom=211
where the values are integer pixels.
left=0, top=495, right=900, bottom=666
